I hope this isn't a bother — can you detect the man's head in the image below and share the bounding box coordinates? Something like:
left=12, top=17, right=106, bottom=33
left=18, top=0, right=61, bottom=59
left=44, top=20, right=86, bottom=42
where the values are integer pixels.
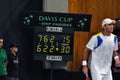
left=102, top=18, right=115, bottom=32
left=102, top=18, right=115, bottom=28
left=9, top=43, right=18, bottom=53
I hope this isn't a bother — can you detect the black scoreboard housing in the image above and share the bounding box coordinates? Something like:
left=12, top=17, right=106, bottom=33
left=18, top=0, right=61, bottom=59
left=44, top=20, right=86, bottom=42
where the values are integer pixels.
left=34, top=26, right=74, bottom=61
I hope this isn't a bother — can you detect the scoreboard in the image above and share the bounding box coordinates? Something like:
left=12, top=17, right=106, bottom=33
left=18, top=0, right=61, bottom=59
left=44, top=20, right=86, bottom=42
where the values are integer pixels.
left=19, top=11, right=92, bottom=61
left=34, top=26, right=74, bottom=61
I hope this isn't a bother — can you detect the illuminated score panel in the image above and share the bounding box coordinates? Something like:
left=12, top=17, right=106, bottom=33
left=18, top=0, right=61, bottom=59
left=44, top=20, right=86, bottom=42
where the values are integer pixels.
left=34, top=26, right=74, bottom=61
left=36, top=33, right=72, bottom=54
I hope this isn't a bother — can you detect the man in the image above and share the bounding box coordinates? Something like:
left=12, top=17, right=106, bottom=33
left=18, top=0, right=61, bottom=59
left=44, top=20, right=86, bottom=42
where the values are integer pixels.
left=82, top=18, right=120, bottom=80
left=7, top=43, right=19, bottom=80
left=0, top=37, right=8, bottom=80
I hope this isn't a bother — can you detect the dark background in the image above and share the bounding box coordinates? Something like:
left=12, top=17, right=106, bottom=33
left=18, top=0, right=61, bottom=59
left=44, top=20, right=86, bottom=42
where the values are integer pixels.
left=0, top=0, right=44, bottom=80
left=0, top=0, right=86, bottom=79
left=0, top=0, right=75, bottom=80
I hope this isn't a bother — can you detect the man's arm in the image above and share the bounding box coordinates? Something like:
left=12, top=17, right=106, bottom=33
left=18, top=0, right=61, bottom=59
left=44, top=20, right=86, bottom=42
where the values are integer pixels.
left=82, top=47, right=91, bottom=73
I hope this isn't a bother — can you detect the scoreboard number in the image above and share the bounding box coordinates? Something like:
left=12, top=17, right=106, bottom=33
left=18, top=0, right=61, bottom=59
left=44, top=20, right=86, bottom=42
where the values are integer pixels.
left=34, top=26, right=74, bottom=61
left=36, top=34, right=71, bottom=54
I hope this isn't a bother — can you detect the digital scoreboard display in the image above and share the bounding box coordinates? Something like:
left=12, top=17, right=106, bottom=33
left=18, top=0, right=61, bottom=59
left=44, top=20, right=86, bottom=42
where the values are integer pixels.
left=35, top=34, right=72, bottom=54
left=34, top=26, right=74, bottom=61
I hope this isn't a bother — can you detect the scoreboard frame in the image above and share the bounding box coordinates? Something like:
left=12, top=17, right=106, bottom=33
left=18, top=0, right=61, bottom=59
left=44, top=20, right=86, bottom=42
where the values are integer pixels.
left=34, top=26, right=74, bottom=61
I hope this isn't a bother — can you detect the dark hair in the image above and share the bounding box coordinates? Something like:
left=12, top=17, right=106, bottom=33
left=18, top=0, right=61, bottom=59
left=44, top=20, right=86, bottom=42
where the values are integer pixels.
left=9, top=43, right=18, bottom=48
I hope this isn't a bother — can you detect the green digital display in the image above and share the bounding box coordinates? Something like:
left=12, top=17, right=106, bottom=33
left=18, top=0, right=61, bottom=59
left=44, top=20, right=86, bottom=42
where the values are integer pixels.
left=35, top=33, right=72, bottom=54
left=34, top=26, right=74, bottom=61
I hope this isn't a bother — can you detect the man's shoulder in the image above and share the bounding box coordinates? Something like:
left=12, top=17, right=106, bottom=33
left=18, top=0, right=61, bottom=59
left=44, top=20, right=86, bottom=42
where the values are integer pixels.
left=95, top=32, right=102, bottom=36
left=91, top=32, right=102, bottom=38
left=111, top=33, right=117, bottom=36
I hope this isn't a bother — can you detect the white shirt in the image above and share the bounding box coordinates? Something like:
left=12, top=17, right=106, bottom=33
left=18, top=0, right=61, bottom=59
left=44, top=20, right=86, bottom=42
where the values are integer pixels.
left=87, top=32, right=118, bottom=74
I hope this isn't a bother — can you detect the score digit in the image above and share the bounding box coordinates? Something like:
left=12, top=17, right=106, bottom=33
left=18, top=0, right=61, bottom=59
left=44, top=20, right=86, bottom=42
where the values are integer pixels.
left=49, top=45, right=55, bottom=53
left=36, top=44, right=42, bottom=52
left=38, top=35, right=42, bottom=41
left=61, top=46, right=65, bottom=53
left=50, top=36, right=55, bottom=42
left=61, top=46, right=70, bottom=54
left=65, top=46, right=70, bottom=54
left=43, top=45, right=48, bottom=52
left=66, top=36, right=70, bottom=44
left=44, top=35, right=48, bottom=42
left=63, top=36, right=70, bottom=43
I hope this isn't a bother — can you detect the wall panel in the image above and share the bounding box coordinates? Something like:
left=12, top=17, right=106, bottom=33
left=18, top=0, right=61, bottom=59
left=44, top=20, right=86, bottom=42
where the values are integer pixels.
left=68, top=0, right=120, bottom=71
